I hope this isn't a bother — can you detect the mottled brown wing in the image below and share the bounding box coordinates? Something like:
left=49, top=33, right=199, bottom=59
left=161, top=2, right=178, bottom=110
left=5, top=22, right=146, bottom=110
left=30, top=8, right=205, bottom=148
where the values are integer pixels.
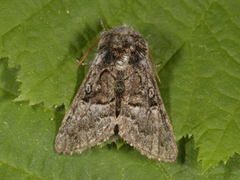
left=118, top=59, right=178, bottom=162
left=55, top=55, right=117, bottom=154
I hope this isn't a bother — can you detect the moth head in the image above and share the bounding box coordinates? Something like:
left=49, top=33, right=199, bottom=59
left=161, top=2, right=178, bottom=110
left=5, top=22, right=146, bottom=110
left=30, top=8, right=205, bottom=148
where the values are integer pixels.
left=98, top=25, right=148, bottom=63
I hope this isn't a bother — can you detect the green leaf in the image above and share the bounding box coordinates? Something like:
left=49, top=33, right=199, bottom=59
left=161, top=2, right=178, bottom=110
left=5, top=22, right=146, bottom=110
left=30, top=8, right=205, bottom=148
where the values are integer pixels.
left=158, top=1, right=240, bottom=171
left=1, top=0, right=240, bottom=175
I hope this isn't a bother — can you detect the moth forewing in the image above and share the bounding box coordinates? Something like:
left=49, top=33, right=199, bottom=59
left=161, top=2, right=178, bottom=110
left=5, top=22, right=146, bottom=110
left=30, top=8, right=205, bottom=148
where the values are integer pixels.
left=55, top=46, right=116, bottom=154
left=148, top=49, right=161, bottom=84
left=55, top=24, right=178, bottom=162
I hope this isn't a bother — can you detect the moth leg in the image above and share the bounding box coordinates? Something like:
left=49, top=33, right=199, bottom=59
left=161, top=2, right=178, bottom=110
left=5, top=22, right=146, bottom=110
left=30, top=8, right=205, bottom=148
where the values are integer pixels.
left=156, top=61, right=163, bottom=67
left=75, top=58, right=93, bottom=66
left=74, top=32, right=108, bottom=70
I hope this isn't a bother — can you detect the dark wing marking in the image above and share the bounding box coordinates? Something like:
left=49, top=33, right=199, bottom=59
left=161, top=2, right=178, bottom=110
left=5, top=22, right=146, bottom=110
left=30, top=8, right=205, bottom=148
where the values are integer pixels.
left=55, top=55, right=116, bottom=154
left=118, top=59, right=178, bottom=162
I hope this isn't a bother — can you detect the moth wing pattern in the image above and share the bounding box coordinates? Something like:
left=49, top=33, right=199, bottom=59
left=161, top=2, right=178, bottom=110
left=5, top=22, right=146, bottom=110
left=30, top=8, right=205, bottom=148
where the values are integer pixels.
left=55, top=54, right=117, bottom=154
left=118, top=59, right=178, bottom=162
left=55, top=24, right=178, bottom=162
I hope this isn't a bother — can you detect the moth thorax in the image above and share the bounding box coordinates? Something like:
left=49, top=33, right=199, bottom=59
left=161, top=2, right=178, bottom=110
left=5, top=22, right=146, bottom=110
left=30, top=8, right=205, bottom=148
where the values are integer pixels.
left=116, top=54, right=129, bottom=71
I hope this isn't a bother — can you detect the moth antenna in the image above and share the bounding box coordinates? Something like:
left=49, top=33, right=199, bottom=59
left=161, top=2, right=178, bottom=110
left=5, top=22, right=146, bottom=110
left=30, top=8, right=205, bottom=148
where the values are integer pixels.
left=74, top=32, right=108, bottom=70
left=148, top=49, right=161, bottom=84
left=100, top=19, right=108, bottom=31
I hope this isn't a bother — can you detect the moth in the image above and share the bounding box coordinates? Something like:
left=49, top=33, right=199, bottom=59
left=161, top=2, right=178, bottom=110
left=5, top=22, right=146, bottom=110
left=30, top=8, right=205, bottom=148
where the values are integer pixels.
left=55, top=23, right=178, bottom=162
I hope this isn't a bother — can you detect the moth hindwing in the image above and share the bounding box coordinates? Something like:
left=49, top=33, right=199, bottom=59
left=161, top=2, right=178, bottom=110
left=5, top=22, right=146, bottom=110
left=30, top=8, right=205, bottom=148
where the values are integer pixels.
left=55, top=24, right=178, bottom=162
